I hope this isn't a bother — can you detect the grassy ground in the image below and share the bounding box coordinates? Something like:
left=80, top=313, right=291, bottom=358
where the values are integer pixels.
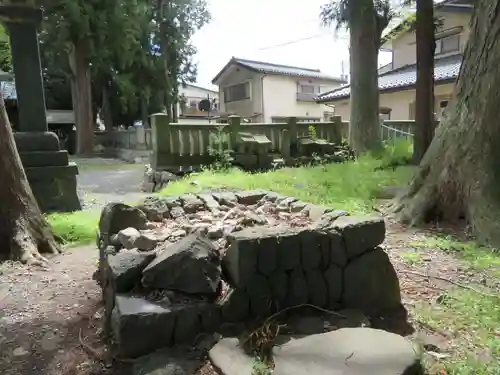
left=408, top=235, right=500, bottom=375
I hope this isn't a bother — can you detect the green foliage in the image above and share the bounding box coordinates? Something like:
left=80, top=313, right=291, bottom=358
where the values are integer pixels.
left=0, top=24, right=12, bottom=73
left=378, top=138, right=413, bottom=168
left=207, top=126, right=233, bottom=171
left=37, top=0, right=210, bottom=124
left=308, top=124, right=317, bottom=138
left=320, top=0, right=396, bottom=37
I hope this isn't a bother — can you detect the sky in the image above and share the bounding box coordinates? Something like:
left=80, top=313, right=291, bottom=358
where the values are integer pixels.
left=190, top=0, right=394, bottom=90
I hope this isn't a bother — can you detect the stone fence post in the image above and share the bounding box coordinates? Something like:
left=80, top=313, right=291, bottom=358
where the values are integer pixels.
left=330, top=115, right=342, bottom=145
left=228, top=115, right=241, bottom=150
left=286, top=116, right=298, bottom=147
left=135, top=125, right=147, bottom=150
left=150, top=113, right=170, bottom=169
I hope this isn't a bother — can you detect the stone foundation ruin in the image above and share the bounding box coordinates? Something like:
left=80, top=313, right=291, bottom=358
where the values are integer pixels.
left=97, top=190, right=405, bottom=359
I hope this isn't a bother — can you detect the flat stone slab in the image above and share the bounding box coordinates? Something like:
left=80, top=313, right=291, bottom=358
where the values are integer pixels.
left=209, top=338, right=254, bottom=375
left=272, top=328, right=420, bottom=375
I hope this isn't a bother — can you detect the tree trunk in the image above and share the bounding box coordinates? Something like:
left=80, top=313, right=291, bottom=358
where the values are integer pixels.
left=69, top=39, right=94, bottom=155
left=413, top=0, right=436, bottom=164
left=0, top=93, right=60, bottom=265
left=348, top=0, right=382, bottom=154
left=101, top=85, right=113, bottom=130
left=390, top=0, right=500, bottom=246
left=140, top=96, right=149, bottom=127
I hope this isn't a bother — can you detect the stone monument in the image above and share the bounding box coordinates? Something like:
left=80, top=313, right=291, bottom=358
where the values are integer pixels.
left=0, top=0, right=81, bottom=212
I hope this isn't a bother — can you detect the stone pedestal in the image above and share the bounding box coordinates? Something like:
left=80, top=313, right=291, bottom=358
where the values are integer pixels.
left=14, top=132, right=81, bottom=212
left=1, top=3, right=81, bottom=213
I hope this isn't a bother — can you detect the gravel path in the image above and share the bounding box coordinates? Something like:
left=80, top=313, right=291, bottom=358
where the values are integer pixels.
left=75, top=158, right=149, bottom=210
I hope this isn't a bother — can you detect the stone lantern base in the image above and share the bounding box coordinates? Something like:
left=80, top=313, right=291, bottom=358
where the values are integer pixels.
left=14, top=132, right=81, bottom=213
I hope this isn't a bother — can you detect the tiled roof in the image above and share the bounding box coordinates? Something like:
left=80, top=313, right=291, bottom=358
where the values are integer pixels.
left=1, top=81, right=17, bottom=100
left=316, top=54, right=462, bottom=103
left=212, top=57, right=346, bottom=84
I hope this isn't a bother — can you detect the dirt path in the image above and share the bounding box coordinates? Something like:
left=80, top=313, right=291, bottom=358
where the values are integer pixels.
left=0, top=247, right=106, bottom=375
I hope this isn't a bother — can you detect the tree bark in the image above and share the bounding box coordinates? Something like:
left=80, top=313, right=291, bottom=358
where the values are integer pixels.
left=413, top=0, right=436, bottom=164
left=348, top=0, right=382, bottom=154
left=0, top=93, right=61, bottom=265
left=390, top=0, right=500, bottom=246
left=69, top=39, right=94, bottom=155
left=140, top=96, right=149, bottom=128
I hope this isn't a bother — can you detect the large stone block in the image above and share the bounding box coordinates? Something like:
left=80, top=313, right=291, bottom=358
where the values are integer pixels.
left=257, top=236, right=278, bottom=276
left=323, top=229, right=347, bottom=267
left=275, top=229, right=301, bottom=271
left=111, top=295, right=176, bottom=358
left=305, top=269, right=328, bottom=308
left=223, top=228, right=261, bottom=288
left=272, top=328, right=421, bottom=375
left=246, top=274, right=272, bottom=317
left=142, top=234, right=221, bottom=295
left=299, top=230, right=322, bottom=271
left=26, top=163, right=81, bottom=213
left=324, top=264, right=343, bottom=306
left=174, top=304, right=201, bottom=344
left=107, top=250, right=156, bottom=293
left=221, top=288, right=250, bottom=322
left=268, top=271, right=288, bottom=307
left=342, top=247, right=401, bottom=316
left=287, top=268, right=309, bottom=307
left=332, top=215, right=385, bottom=259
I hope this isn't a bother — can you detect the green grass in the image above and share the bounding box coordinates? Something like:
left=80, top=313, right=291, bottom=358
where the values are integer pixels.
left=47, top=209, right=100, bottom=246
left=412, top=235, right=500, bottom=275
left=160, top=156, right=414, bottom=213
left=409, top=235, right=500, bottom=375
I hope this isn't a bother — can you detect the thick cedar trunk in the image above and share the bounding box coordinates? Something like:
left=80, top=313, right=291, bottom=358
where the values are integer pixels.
left=0, top=94, right=60, bottom=265
left=69, top=40, right=94, bottom=155
left=413, top=0, right=435, bottom=164
left=391, top=0, right=500, bottom=246
left=101, top=85, right=113, bottom=130
left=348, top=0, right=382, bottom=154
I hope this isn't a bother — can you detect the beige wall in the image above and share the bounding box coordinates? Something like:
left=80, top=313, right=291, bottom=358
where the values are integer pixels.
left=261, top=75, right=340, bottom=122
left=217, top=66, right=262, bottom=118
left=332, top=83, right=456, bottom=121
left=391, top=10, right=471, bottom=69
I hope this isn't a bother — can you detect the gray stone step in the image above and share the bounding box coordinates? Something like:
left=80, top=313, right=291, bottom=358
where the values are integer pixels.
left=19, top=150, right=69, bottom=167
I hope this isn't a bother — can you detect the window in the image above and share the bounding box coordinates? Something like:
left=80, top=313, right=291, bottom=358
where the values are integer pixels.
left=379, top=107, right=392, bottom=121
left=223, top=82, right=250, bottom=103
left=435, top=34, right=460, bottom=55
left=300, top=84, right=316, bottom=94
